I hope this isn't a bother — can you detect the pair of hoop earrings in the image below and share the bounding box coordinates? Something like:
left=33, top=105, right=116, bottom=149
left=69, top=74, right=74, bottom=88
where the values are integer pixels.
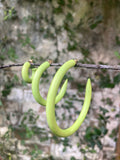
left=22, top=59, right=92, bottom=137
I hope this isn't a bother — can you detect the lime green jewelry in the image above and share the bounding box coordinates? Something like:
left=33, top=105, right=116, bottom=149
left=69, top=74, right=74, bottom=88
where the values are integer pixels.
left=46, top=59, right=92, bottom=137
left=21, top=60, right=37, bottom=83
left=32, top=61, right=68, bottom=106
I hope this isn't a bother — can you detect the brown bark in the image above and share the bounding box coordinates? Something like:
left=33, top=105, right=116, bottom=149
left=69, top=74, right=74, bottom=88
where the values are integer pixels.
left=0, top=156, right=3, bottom=160
left=116, top=124, right=120, bottom=160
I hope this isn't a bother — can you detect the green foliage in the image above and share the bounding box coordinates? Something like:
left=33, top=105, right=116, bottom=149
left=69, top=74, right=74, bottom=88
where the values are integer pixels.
left=53, top=6, right=63, bottom=14
left=2, top=75, right=19, bottom=97
left=32, top=146, right=42, bottom=159
left=23, top=145, right=42, bottom=160
left=0, top=54, right=5, bottom=61
left=7, top=47, right=18, bottom=61
left=2, top=78, right=14, bottom=97
left=70, top=156, right=76, bottom=160
left=102, top=97, right=113, bottom=105
left=62, top=137, right=70, bottom=147
left=67, top=41, right=78, bottom=51
left=22, top=15, right=37, bottom=23
left=58, top=0, right=65, bottom=6
left=99, top=71, right=120, bottom=88
left=30, top=147, right=42, bottom=160
left=114, top=51, right=120, bottom=59
left=61, top=100, right=74, bottom=110
left=43, top=28, right=55, bottom=39
left=109, top=127, right=118, bottom=142
left=4, top=7, right=17, bottom=21
left=18, top=34, right=35, bottom=49
left=84, top=127, right=103, bottom=149
left=114, top=73, right=120, bottom=84
left=62, top=71, right=73, bottom=82
left=84, top=106, right=109, bottom=149
left=80, top=146, right=96, bottom=154
left=0, top=128, right=17, bottom=160
left=21, top=79, right=27, bottom=86
left=0, top=100, right=3, bottom=106
left=116, top=36, right=120, bottom=45
left=12, top=109, right=48, bottom=145
left=81, top=48, right=90, bottom=57
left=89, top=14, right=103, bottom=29
left=99, top=74, right=114, bottom=88
left=18, top=109, right=39, bottom=139
left=77, top=83, right=86, bottom=92
left=65, top=12, right=74, bottom=22
left=62, top=137, right=71, bottom=152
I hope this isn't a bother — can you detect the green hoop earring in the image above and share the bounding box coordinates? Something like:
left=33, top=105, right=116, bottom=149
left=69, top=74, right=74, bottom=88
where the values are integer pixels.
left=46, top=59, right=92, bottom=137
left=32, top=61, right=68, bottom=106
left=22, top=61, right=37, bottom=83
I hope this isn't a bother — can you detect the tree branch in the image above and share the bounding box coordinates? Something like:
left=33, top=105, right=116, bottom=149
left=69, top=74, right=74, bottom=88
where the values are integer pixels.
left=0, top=62, right=120, bottom=70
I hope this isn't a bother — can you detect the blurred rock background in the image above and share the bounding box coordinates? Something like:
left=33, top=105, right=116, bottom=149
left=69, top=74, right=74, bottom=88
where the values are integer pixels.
left=0, top=0, right=120, bottom=160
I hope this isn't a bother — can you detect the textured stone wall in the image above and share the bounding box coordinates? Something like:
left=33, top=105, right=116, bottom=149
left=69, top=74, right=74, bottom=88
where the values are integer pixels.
left=0, top=0, right=120, bottom=160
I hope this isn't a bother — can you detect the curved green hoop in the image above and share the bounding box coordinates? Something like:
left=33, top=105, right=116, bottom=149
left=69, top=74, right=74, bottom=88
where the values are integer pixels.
left=21, top=61, right=36, bottom=83
left=46, top=59, right=92, bottom=137
left=32, top=61, right=68, bottom=106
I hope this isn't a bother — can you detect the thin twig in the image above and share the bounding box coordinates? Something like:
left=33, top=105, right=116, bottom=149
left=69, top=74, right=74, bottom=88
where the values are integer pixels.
left=0, top=62, right=120, bottom=70
left=0, top=63, right=24, bottom=69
